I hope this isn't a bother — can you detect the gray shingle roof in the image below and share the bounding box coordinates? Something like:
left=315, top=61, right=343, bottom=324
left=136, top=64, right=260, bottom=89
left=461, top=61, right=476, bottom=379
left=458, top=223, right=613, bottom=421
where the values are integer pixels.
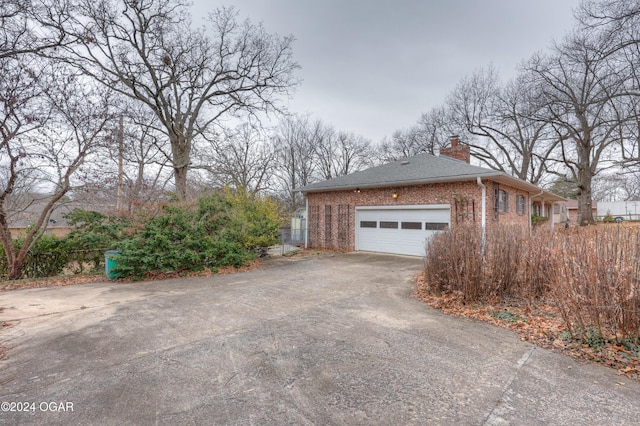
left=297, top=153, right=564, bottom=201
left=7, top=195, right=113, bottom=229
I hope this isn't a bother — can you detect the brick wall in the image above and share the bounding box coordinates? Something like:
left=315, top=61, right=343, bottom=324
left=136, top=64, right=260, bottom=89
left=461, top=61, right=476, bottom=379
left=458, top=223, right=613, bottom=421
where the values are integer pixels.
left=305, top=179, right=530, bottom=251
left=567, top=207, right=597, bottom=225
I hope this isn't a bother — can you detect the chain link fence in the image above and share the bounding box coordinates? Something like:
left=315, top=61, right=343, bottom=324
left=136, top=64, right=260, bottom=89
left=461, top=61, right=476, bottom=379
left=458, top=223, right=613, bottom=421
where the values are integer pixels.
left=276, top=227, right=306, bottom=255
left=0, top=248, right=108, bottom=280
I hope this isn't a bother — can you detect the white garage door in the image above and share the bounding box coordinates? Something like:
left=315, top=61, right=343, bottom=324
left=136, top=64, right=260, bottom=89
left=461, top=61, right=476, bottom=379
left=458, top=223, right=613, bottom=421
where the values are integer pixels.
left=355, top=205, right=450, bottom=257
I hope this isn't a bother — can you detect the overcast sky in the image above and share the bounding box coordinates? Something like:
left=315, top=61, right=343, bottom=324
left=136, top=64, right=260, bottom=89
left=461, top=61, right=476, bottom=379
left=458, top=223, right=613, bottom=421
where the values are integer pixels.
left=193, top=0, right=582, bottom=143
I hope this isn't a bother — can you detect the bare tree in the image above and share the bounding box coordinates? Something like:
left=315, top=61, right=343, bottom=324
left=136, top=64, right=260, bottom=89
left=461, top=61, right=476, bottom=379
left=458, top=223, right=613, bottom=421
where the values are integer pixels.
left=307, top=120, right=336, bottom=180
left=273, top=115, right=317, bottom=212
left=308, top=120, right=373, bottom=180
left=204, top=123, right=276, bottom=197
left=0, top=0, right=69, bottom=59
left=75, top=102, right=172, bottom=214
left=618, top=173, right=640, bottom=200
left=417, top=107, right=460, bottom=154
left=332, top=131, right=374, bottom=176
left=579, top=1, right=640, bottom=50
left=0, top=58, right=112, bottom=279
left=591, top=173, right=637, bottom=201
left=578, top=1, right=640, bottom=187
left=526, top=30, right=631, bottom=224
left=0, top=57, right=49, bottom=262
left=447, top=65, right=559, bottom=184
left=52, top=1, right=299, bottom=200
left=378, top=107, right=452, bottom=163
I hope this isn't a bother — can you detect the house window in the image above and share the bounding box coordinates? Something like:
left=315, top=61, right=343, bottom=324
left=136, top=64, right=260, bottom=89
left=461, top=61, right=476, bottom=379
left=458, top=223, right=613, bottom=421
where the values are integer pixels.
left=516, top=195, right=526, bottom=215
left=401, top=222, right=422, bottom=230
left=495, top=189, right=509, bottom=212
left=379, top=221, right=398, bottom=229
left=533, top=204, right=541, bottom=216
left=360, top=221, right=377, bottom=228
left=425, top=222, right=449, bottom=231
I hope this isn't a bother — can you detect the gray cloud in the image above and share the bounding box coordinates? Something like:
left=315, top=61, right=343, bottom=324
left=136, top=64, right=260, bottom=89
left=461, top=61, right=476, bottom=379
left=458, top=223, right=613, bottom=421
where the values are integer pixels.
left=194, top=0, right=581, bottom=142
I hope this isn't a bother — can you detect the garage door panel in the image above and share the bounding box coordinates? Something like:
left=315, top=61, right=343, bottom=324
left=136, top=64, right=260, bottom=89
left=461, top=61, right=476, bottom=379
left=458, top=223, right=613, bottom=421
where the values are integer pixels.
left=355, top=206, right=450, bottom=257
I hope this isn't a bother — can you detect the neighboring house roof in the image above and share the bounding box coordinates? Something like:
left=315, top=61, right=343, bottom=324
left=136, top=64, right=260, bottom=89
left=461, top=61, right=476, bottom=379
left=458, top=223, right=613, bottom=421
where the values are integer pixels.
left=564, top=200, right=597, bottom=210
left=297, top=153, right=565, bottom=202
left=7, top=195, right=112, bottom=230
left=9, top=203, right=74, bottom=230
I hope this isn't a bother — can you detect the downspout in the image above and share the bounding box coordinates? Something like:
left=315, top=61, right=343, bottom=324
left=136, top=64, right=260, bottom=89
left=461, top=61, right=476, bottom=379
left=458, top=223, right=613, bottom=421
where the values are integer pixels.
left=477, top=177, right=486, bottom=255
left=305, top=195, right=309, bottom=249
left=531, top=190, right=544, bottom=235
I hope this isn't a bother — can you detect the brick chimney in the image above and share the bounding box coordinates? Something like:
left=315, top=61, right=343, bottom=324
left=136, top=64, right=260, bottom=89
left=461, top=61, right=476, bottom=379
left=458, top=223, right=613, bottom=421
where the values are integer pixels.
left=440, top=135, right=470, bottom=163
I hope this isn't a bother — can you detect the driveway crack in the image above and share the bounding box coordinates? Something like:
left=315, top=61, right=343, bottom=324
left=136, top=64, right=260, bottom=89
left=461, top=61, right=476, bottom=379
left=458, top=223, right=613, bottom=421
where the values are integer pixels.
left=481, top=346, right=535, bottom=425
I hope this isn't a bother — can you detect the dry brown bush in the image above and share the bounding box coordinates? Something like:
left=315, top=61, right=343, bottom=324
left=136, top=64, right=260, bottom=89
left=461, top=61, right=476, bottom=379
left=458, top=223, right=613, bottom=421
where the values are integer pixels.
left=423, top=225, right=483, bottom=300
left=551, top=226, right=640, bottom=342
left=422, top=224, right=640, bottom=342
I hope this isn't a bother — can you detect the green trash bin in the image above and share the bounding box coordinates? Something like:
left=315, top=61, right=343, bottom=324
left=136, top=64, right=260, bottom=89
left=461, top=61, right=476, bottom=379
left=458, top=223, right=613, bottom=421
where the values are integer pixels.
left=105, top=250, right=121, bottom=280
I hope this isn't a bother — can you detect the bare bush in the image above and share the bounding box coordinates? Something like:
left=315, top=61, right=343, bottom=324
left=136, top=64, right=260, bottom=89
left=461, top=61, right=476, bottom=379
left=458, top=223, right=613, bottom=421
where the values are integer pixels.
left=422, top=225, right=640, bottom=341
left=423, top=225, right=483, bottom=301
left=552, top=227, right=640, bottom=342
left=484, top=225, right=525, bottom=298
left=518, top=227, right=557, bottom=302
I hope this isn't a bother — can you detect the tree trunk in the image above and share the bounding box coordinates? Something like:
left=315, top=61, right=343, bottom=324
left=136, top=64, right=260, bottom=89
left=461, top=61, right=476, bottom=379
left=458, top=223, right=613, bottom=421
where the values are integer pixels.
left=8, top=255, right=25, bottom=280
left=170, top=133, right=192, bottom=201
left=174, top=166, right=189, bottom=201
left=0, top=213, right=17, bottom=279
left=577, top=171, right=595, bottom=225
left=116, top=114, right=124, bottom=213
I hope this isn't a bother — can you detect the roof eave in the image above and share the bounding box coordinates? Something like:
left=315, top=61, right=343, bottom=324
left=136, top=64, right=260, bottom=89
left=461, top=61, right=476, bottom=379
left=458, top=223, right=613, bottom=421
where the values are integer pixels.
left=488, top=175, right=566, bottom=202
left=298, top=173, right=565, bottom=202
left=297, top=173, right=502, bottom=194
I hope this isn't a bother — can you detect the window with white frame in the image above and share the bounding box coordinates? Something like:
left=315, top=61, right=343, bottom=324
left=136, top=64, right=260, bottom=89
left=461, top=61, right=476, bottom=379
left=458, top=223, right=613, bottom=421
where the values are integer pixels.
left=495, top=188, right=509, bottom=212
left=516, top=194, right=526, bottom=215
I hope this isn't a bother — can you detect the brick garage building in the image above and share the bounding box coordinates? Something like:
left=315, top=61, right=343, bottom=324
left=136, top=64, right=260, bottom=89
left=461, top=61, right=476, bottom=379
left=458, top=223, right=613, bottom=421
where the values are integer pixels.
left=563, top=199, right=597, bottom=225
left=297, top=139, right=565, bottom=256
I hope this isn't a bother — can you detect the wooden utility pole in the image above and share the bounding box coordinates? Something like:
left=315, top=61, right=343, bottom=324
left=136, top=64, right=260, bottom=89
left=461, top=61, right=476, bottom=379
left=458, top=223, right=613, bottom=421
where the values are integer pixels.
left=116, top=114, right=124, bottom=213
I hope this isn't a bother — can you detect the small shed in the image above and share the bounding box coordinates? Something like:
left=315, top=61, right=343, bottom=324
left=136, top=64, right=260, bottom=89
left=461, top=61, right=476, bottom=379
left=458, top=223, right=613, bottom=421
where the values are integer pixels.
left=290, top=207, right=307, bottom=243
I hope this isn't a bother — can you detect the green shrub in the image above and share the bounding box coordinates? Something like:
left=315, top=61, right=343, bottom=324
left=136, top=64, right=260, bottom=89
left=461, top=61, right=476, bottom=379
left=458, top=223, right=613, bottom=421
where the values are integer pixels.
left=2, top=194, right=281, bottom=280
left=61, top=209, right=131, bottom=274
left=602, top=210, right=614, bottom=223
left=110, top=191, right=278, bottom=279
left=223, top=190, right=282, bottom=249
left=31, top=234, right=71, bottom=277
left=112, top=205, right=207, bottom=279
left=1, top=231, right=106, bottom=280
left=63, top=209, right=130, bottom=250
left=531, top=214, right=549, bottom=226
left=3, top=234, right=71, bottom=279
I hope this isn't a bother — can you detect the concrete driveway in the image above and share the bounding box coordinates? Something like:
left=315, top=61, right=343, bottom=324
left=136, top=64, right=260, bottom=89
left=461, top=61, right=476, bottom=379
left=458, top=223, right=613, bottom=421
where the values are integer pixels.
left=0, top=252, right=639, bottom=425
